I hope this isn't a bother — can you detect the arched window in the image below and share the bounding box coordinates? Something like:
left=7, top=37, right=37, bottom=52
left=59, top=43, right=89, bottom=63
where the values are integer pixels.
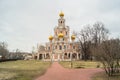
left=64, top=45, right=66, bottom=49
left=66, top=32, right=67, bottom=35
left=59, top=45, right=62, bottom=50
left=73, top=46, right=75, bottom=49
left=55, top=45, right=57, bottom=49
left=48, top=47, right=50, bottom=50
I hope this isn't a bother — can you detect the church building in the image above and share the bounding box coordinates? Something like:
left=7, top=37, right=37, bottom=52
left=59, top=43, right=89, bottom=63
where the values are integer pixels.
left=34, top=12, right=81, bottom=61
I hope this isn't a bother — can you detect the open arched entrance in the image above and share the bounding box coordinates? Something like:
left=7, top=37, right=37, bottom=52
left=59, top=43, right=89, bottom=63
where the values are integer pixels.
left=39, top=54, right=42, bottom=59
left=46, top=53, right=50, bottom=59
left=68, top=53, right=70, bottom=59
left=64, top=53, right=67, bottom=59
left=34, top=56, right=37, bottom=59
left=72, top=53, right=77, bottom=59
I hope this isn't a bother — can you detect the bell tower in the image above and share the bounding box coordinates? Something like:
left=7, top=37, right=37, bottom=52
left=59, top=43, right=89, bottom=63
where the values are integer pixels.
left=58, top=11, right=65, bottom=27
left=54, top=12, right=70, bottom=43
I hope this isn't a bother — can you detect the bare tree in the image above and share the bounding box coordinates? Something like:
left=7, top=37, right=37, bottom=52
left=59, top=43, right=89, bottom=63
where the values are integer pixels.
left=75, top=22, right=120, bottom=76
left=91, top=22, right=109, bottom=59
left=75, top=22, right=109, bottom=60
left=0, top=42, right=9, bottom=59
left=37, top=45, right=45, bottom=53
left=94, top=39, right=120, bottom=76
left=92, top=22, right=109, bottom=46
left=75, top=25, right=93, bottom=60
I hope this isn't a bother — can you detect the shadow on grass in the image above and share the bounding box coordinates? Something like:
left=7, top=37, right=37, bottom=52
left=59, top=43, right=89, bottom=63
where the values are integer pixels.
left=74, top=66, right=85, bottom=69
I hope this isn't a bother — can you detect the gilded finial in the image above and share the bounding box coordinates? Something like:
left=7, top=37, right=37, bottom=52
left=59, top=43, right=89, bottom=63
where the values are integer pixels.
left=59, top=11, right=64, bottom=17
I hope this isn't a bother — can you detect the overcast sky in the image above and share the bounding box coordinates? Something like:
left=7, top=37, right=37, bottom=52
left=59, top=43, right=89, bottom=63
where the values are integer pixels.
left=0, top=0, right=120, bottom=52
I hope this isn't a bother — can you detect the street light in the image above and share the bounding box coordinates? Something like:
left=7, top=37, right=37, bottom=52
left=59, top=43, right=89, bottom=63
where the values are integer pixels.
left=71, top=34, right=76, bottom=68
left=49, top=35, right=53, bottom=63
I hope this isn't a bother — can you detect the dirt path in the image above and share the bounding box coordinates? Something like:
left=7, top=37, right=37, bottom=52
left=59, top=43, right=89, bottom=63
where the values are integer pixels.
left=35, top=62, right=103, bottom=80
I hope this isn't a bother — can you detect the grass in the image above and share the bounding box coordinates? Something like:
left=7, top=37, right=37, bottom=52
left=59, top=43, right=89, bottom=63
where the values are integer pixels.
left=0, top=60, right=51, bottom=80
left=59, top=61, right=102, bottom=69
left=60, top=61, right=120, bottom=80
left=92, top=72, right=120, bottom=80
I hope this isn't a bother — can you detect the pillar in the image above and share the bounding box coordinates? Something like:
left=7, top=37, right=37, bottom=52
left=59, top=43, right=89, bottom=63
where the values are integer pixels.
left=77, top=53, right=79, bottom=60
left=80, top=53, right=82, bottom=59
left=62, top=53, right=64, bottom=61
left=69, top=53, right=71, bottom=59
left=67, top=53, right=69, bottom=59
left=37, top=53, right=39, bottom=60
left=42, top=54, right=44, bottom=61
left=50, top=53, right=52, bottom=62
left=52, top=54, right=54, bottom=61
left=70, top=52, right=72, bottom=60
left=45, top=53, right=46, bottom=59
left=50, top=53, right=52, bottom=59
left=58, top=54, right=60, bottom=61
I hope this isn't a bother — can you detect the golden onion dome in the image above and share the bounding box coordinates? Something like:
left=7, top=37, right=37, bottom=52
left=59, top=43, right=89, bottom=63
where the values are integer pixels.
left=58, top=33, right=64, bottom=38
left=59, top=11, right=64, bottom=17
left=49, top=35, right=53, bottom=41
left=71, top=35, right=76, bottom=40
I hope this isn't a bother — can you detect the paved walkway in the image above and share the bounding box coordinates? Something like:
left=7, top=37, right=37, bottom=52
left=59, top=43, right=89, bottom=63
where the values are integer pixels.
left=35, top=62, right=103, bottom=80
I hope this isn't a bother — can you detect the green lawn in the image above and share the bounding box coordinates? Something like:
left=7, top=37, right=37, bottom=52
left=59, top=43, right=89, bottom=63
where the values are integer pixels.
left=92, top=72, right=120, bottom=80
left=0, top=60, right=51, bottom=80
left=60, top=61, right=102, bottom=69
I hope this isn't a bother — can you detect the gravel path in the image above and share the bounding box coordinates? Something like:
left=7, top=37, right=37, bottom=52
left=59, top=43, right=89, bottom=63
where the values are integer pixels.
left=35, top=62, right=103, bottom=80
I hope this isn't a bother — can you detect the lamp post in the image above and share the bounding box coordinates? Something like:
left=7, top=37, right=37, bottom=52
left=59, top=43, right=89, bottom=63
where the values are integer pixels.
left=71, top=34, right=76, bottom=68
left=49, top=35, right=53, bottom=63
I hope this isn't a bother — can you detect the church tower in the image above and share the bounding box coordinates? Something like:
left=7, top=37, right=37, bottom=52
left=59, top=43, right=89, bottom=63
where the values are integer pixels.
left=53, top=11, right=70, bottom=53
left=58, top=11, right=65, bottom=27
left=54, top=11, right=70, bottom=43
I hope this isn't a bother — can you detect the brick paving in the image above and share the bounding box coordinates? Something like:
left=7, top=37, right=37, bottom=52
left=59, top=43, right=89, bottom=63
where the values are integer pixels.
left=35, top=62, right=103, bottom=80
